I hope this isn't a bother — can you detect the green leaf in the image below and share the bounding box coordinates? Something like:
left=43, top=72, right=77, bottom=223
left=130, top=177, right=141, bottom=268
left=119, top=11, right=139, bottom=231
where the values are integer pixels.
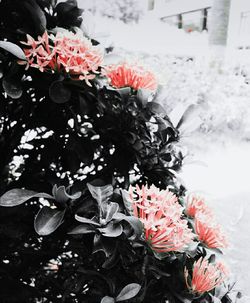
left=0, top=41, right=26, bottom=60
left=99, top=222, right=123, bottom=238
left=116, top=283, right=141, bottom=302
left=101, top=296, right=115, bottom=303
left=34, top=206, right=65, bottom=235
left=0, top=189, right=53, bottom=207
left=87, top=182, right=113, bottom=206
left=49, top=80, right=71, bottom=104
left=75, top=214, right=100, bottom=226
left=68, top=225, right=96, bottom=234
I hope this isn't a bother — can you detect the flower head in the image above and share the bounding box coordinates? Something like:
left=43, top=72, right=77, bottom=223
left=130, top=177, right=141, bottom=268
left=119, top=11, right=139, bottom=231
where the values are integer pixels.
left=194, top=214, right=228, bottom=249
left=129, top=184, right=194, bottom=253
left=184, top=257, right=229, bottom=294
left=103, top=63, right=158, bottom=91
left=20, top=30, right=103, bottom=85
left=185, top=194, right=213, bottom=219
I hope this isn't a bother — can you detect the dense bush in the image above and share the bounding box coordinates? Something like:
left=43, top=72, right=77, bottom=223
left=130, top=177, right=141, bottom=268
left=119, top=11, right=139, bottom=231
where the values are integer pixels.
left=0, top=1, right=240, bottom=302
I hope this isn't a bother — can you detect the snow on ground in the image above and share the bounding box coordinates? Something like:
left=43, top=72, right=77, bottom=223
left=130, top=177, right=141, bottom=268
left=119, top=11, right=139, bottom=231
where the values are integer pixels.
left=85, top=13, right=209, bottom=57
left=180, top=137, right=250, bottom=302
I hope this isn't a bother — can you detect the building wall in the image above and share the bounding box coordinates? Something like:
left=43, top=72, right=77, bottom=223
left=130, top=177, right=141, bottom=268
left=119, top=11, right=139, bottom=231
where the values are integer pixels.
left=227, top=0, right=250, bottom=48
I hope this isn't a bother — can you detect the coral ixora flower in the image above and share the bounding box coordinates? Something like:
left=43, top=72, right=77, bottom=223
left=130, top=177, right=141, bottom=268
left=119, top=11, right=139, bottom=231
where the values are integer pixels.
left=20, top=30, right=103, bottom=85
left=185, top=193, right=213, bottom=219
left=184, top=257, right=229, bottom=294
left=194, top=214, right=228, bottom=249
left=129, top=184, right=194, bottom=253
left=103, top=63, right=158, bottom=91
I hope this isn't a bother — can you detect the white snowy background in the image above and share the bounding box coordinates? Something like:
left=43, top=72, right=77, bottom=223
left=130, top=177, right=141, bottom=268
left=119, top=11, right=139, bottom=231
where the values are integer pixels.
left=76, top=0, right=250, bottom=300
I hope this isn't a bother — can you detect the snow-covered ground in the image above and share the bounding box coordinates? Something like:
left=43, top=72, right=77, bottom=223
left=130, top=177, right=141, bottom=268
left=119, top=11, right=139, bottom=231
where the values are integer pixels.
left=180, top=138, right=250, bottom=302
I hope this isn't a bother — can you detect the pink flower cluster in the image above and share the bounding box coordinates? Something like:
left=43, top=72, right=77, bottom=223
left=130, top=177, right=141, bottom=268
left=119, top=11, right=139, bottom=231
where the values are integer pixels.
left=103, top=63, right=158, bottom=91
left=185, top=194, right=228, bottom=249
left=185, top=194, right=213, bottom=219
left=129, top=184, right=194, bottom=253
left=20, top=31, right=103, bottom=85
left=185, top=257, right=229, bottom=294
left=20, top=32, right=158, bottom=91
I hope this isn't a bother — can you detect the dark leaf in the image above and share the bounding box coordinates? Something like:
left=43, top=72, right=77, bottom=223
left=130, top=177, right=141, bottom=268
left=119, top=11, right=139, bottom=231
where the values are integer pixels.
left=173, top=292, right=193, bottom=303
left=68, top=224, right=96, bottom=234
left=49, top=80, right=71, bottom=103
left=99, top=222, right=123, bottom=238
left=2, top=77, right=23, bottom=99
left=120, top=189, right=134, bottom=215
left=93, top=234, right=116, bottom=257
left=113, top=213, right=143, bottom=238
left=147, top=101, right=167, bottom=116
left=34, top=206, right=65, bottom=235
left=75, top=214, right=100, bottom=226
left=116, top=87, right=131, bottom=100
left=24, top=0, right=47, bottom=34
left=0, top=189, right=53, bottom=207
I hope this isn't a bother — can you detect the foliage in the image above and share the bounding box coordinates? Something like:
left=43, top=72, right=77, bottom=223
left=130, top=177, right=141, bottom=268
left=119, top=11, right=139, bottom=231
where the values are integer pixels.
left=0, top=1, right=240, bottom=302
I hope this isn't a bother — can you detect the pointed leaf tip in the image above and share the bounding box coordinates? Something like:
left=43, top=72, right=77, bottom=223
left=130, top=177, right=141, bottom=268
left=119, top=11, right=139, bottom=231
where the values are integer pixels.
left=116, top=283, right=141, bottom=302
left=34, top=206, right=65, bottom=236
left=0, top=189, right=53, bottom=207
left=0, top=41, right=26, bottom=60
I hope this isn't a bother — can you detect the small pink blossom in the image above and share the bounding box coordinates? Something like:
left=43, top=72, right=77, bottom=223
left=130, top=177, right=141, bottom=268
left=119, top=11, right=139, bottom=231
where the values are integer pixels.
left=129, top=184, right=194, bottom=253
left=194, top=214, right=228, bottom=249
left=20, top=31, right=103, bottom=85
left=184, top=257, right=229, bottom=294
left=145, top=219, right=194, bottom=253
left=130, top=184, right=183, bottom=224
left=103, top=63, right=158, bottom=91
left=185, top=194, right=213, bottom=219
